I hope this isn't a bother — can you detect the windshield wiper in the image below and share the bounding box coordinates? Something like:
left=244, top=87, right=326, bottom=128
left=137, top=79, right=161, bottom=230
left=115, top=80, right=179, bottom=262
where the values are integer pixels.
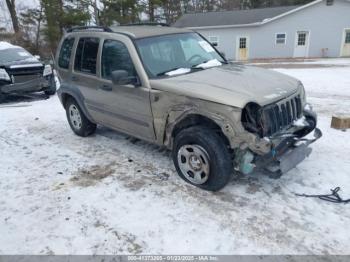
left=191, top=60, right=209, bottom=68
left=157, top=67, right=181, bottom=76
left=192, top=59, right=223, bottom=69
left=156, top=65, right=207, bottom=77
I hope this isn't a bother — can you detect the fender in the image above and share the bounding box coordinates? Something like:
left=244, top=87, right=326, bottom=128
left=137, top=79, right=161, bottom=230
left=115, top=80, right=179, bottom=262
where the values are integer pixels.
left=163, top=104, right=237, bottom=149
left=57, top=83, right=96, bottom=124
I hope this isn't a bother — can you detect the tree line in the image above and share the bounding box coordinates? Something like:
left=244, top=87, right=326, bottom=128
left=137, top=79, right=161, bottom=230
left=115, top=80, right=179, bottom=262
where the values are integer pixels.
left=2, top=0, right=312, bottom=57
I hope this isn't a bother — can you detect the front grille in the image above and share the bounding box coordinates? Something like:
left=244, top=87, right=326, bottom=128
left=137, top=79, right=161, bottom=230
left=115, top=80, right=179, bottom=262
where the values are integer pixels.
left=261, top=95, right=302, bottom=136
left=7, top=66, right=44, bottom=84
left=13, top=74, right=41, bottom=83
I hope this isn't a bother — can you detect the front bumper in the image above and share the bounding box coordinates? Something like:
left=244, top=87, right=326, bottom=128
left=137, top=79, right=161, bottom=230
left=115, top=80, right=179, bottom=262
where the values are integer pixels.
left=0, top=76, right=51, bottom=94
left=254, top=127, right=322, bottom=176
left=236, top=103, right=322, bottom=176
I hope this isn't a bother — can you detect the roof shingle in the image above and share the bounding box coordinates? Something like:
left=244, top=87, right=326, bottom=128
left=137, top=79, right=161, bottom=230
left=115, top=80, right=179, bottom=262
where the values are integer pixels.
left=173, top=5, right=300, bottom=28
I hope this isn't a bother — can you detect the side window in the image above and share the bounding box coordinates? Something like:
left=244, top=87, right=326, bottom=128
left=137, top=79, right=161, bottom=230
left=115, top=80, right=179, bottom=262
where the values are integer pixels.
left=101, top=40, right=136, bottom=80
left=74, top=38, right=99, bottom=75
left=58, top=38, right=75, bottom=69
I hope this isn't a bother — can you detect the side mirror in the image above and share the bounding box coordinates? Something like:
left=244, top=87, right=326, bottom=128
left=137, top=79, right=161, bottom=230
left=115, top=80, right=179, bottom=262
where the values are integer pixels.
left=111, top=70, right=137, bottom=86
left=34, top=55, right=41, bottom=60
left=211, top=42, right=218, bottom=47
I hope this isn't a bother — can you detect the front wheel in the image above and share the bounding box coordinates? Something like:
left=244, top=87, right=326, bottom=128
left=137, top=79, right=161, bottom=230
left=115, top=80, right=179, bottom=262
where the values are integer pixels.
left=65, top=98, right=96, bottom=137
left=172, top=126, right=233, bottom=191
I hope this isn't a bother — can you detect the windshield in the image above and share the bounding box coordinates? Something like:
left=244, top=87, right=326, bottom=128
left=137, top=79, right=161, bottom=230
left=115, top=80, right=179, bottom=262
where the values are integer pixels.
left=0, top=47, right=37, bottom=64
left=135, top=33, right=225, bottom=78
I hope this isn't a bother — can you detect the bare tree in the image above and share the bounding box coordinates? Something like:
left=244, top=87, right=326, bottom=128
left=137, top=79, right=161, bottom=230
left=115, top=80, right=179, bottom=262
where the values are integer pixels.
left=5, top=0, right=20, bottom=33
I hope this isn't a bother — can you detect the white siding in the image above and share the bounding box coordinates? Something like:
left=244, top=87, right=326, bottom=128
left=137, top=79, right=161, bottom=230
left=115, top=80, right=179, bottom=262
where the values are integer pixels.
left=194, top=0, right=350, bottom=60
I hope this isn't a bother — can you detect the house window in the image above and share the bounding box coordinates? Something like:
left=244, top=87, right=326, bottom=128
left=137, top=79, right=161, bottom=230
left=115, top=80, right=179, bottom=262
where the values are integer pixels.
left=345, top=32, right=350, bottom=44
left=276, top=33, right=286, bottom=45
left=297, top=33, right=307, bottom=46
left=208, top=36, right=219, bottom=46
left=239, top=38, right=247, bottom=49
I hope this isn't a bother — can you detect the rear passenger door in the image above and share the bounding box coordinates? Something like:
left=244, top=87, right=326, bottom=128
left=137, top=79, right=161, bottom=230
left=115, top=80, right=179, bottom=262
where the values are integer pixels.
left=93, top=39, right=155, bottom=141
left=71, top=37, right=102, bottom=117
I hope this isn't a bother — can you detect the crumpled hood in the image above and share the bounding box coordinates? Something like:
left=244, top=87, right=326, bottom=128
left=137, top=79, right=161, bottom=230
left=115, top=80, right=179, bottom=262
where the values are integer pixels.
left=150, top=63, right=300, bottom=108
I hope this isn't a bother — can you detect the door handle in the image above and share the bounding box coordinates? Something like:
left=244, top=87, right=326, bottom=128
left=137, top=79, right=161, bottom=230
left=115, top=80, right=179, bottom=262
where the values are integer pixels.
left=100, top=84, right=113, bottom=91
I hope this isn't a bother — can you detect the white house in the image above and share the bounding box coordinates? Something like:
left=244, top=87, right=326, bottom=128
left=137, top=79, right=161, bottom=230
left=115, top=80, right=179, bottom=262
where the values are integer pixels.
left=174, top=0, right=350, bottom=60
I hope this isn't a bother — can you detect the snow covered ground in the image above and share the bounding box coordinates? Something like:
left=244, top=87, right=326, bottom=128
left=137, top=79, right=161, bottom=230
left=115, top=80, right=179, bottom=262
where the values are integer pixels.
left=0, top=59, right=350, bottom=255
left=250, top=58, right=350, bottom=67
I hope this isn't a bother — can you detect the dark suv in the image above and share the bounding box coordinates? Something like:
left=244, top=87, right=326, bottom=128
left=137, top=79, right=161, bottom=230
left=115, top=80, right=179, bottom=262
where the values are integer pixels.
left=0, top=42, right=56, bottom=102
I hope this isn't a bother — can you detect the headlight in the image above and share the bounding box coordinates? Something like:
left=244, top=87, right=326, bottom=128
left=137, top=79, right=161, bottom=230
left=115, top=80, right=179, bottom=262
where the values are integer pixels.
left=0, top=68, right=11, bottom=82
left=43, top=65, right=53, bottom=77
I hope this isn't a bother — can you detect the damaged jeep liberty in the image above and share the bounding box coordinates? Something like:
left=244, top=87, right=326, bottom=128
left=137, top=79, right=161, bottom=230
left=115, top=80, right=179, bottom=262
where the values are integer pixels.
left=56, top=25, right=322, bottom=191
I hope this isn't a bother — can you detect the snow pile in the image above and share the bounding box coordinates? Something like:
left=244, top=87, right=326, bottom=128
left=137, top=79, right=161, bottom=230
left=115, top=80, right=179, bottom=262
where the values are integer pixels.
left=293, top=116, right=307, bottom=127
left=195, top=59, right=222, bottom=69
left=165, top=68, right=191, bottom=76
left=0, top=41, right=18, bottom=51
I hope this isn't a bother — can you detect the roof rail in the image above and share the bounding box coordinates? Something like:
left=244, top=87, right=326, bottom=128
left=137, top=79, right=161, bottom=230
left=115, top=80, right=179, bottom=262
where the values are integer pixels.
left=66, top=26, right=113, bottom=33
left=122, top=22, right=170, bottom=27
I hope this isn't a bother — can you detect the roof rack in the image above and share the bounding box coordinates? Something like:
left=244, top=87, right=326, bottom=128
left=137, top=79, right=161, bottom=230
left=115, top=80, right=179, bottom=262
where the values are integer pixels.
left=122, top=22, right=170, bottom=27
left=66, top=26, right=113, bottom=33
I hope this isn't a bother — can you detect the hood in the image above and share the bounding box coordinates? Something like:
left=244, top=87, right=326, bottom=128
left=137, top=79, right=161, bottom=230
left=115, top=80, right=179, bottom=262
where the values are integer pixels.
left=1, top=58, right=42, bottom=69
left=0, top=45, right=42, bottom=68
left=150, top=63, right=300, bottom=108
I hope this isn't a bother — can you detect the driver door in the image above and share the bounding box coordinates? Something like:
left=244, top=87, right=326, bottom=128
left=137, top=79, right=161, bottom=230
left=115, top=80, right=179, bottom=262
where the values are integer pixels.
left=90, top=39, right=155, bottom=141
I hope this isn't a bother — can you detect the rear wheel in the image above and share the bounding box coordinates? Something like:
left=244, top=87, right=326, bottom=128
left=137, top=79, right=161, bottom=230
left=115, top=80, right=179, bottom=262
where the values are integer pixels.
left=172, top=126, right=233, bottom=191
left=65, top=98, right=96, bottom=137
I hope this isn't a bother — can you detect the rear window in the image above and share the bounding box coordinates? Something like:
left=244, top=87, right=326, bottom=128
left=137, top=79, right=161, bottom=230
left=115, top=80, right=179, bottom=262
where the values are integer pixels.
left=0, top=48, right=36, bottom=64
left=74, top=38, right=99, bottom=75
left=58, top=38, right=75, bottom=69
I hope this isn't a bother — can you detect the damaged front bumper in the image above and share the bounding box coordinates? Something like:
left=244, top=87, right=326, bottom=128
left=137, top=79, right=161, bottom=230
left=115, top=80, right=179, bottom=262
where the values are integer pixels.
left=236, top=103, right=322, bottom=177
left=0, top=76, right=51, bottom=94
left=254, top=127, right=322, bottom=176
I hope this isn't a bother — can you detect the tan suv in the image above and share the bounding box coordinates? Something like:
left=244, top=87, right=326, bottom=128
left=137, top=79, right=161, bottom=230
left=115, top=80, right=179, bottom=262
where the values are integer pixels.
left=56, top=25, right=321, bottom=191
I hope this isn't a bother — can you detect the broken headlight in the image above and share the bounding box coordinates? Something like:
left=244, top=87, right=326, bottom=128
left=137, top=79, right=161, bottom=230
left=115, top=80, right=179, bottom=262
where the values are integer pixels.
left=43, top=65, right=53, bottom=77
left=241, top=102, right=264, bottom=136
left=0, top=68, right=11, bottom=82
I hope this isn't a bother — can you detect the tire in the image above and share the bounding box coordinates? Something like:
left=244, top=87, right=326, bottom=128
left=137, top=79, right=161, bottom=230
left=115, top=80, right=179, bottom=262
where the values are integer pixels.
left=65, top=97, right=96, bottom=137
left=172, top=126, right=233, bottom=191
left=44, top=76, right=57, bottom=96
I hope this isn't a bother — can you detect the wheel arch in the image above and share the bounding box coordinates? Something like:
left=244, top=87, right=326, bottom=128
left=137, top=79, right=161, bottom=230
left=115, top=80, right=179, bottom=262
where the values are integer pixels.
left=58, top=84, right=95, bottom=124
left=164, top=111, right=232, bottom=149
